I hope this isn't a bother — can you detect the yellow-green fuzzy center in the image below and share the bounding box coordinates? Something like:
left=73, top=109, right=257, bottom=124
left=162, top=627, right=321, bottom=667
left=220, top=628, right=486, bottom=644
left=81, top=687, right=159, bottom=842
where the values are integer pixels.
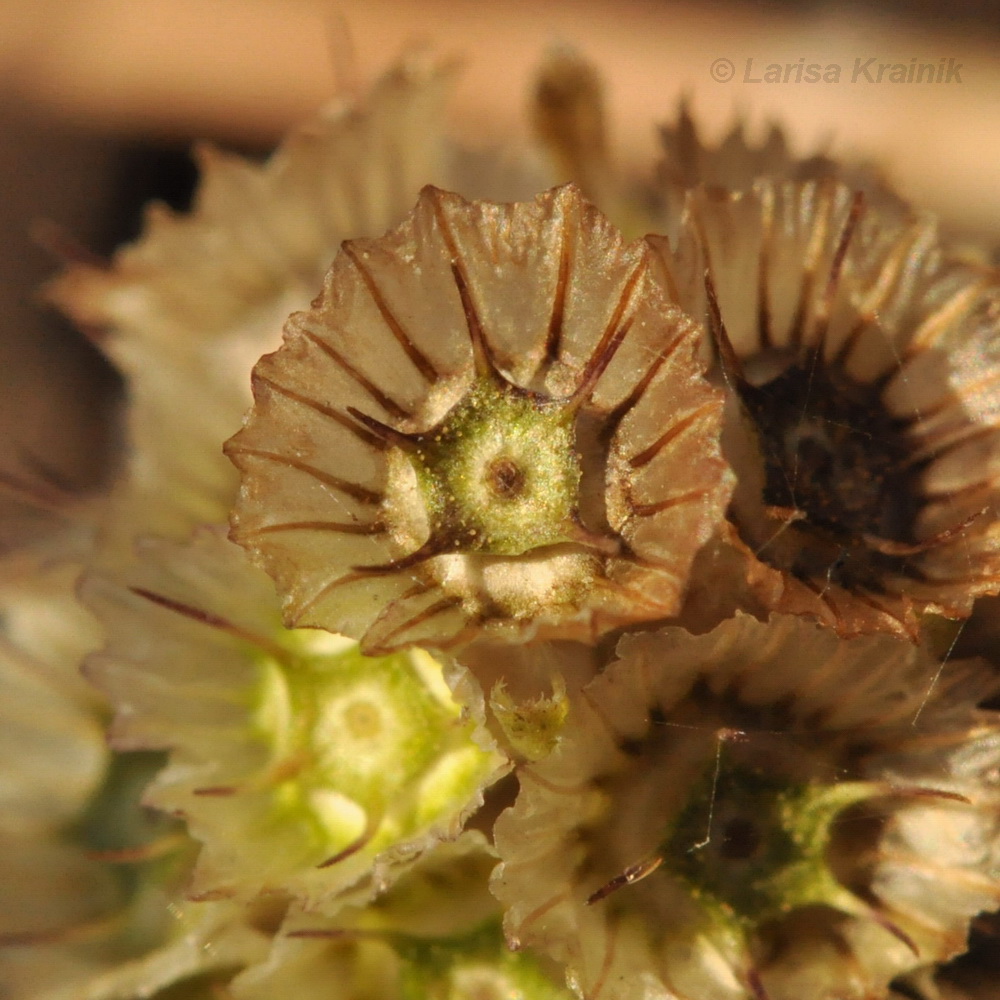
left=411, top=380, right=581, bottom=556
left=250, top=633, right=495, bottom=856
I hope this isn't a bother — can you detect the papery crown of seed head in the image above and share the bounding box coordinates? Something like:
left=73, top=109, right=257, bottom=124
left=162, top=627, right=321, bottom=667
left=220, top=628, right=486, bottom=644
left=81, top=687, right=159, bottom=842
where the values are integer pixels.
left=227, top=183, right=733, bottom=652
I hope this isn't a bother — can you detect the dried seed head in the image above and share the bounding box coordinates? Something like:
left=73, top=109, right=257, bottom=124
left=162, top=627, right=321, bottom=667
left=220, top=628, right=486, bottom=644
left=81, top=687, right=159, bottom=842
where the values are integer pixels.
left=493, top=614, right=1000, bottom=1000
left=227, top=184, right=732, bottom=652
left=648, top=179, right=1000, bottom=638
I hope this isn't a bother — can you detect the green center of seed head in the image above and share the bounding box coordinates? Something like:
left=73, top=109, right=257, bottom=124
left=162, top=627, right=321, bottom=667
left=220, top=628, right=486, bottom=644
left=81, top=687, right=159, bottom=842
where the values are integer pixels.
left=664, top=765, right=874, bottom=928
left=411, top=380, right=582, bottom=556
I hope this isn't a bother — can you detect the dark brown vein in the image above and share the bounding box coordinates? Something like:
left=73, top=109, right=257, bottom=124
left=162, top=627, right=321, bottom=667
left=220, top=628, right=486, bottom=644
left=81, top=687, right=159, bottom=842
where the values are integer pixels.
left=345, top=406, right=420, bottom=452
left=299, top=327, right=412, bottom=419
left=128, top=587, right=292, bottom=663
left=756, top=184, right=775, bottom=352
left=788, top=182, right=836, bottom=347
left=240, top=520, right=385, bottom=537
left=425, top=194, right=506, bottom=383
left=630, top=487, right=715, bottom=518
left=814, top=189, right=865, bottom=354
left=449, top=260, right=498, bottom=382
left=225, top=448, right=382, bottom=504
left=602, top=330, right=688, bottom=441
left=541, top=211, right=574, bottom=371
left=703, top=266, right=748, bottom=389
left=252, top=374, right=386, bottom=452
left=343, top=244, right=439, bottom=381
left=353, top=535, right=453, bottom=575
left=629, top=402, right=717, bottom=469
left=371, top=595, right=464, bottom=649
left=570, top=260, right=648, bottom=406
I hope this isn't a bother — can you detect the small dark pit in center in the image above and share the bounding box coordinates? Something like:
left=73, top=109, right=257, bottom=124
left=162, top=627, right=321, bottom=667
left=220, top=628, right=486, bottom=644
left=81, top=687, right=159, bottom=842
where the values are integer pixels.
left=487, top=457, right=527, bottom=500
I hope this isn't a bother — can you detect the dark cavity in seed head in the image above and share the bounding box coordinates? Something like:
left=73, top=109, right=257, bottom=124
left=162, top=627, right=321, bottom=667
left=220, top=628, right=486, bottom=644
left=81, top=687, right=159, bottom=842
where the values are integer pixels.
left=487, top=457, right=527, bottom=499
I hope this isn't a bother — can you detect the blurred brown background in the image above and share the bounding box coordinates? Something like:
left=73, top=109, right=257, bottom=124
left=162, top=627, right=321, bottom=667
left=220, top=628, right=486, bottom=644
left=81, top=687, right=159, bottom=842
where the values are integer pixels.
left=2, top=0, right=999, bottom=542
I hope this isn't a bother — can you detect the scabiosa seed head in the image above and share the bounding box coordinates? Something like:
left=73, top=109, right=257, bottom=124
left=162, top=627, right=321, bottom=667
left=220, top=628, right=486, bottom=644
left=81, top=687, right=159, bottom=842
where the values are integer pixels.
left=226, top=184, right=732, bottom=652
left=492, top=614, right=1000, bottom=1000
left=648, top=179, right=1000, bottom=639
left=81, top=528, right=504, bottom=907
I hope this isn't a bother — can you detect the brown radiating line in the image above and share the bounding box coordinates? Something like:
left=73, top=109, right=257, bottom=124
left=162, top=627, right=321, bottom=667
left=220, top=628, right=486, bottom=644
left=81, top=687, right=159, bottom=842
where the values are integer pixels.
left=192, top=786, right=239, bottom=797
left=756, top=183, right=776, bottom=352
left=426, top=194, right=504, bottom=383
left=788, top=181, right=836, bottom=348
left=317, top=817, right=378, bottom=868
left=299, top=328, right=412, bottom=419
left=629, top=488, right=715, bottom=518
left=649, top=240, right=682, bottom=303
left=688, top=198, right=748, bottom=384
left=602, top=329, right=688, bottom=438
left=869, top=907, right=920, bottom=957
left=570, top=317, right=634, bottom=409
left=830, top=312, right=872, bottom=369
left=240, top=519, right=385, bottom=537
left=345, top=406, right=419, bottom=452
left=541, top=212, right=573, bottom=369
left=449, top=260, right=498, bottom=381
left=252, top=374, right=387, bottom=451
left=864, top=509, right=986, bottom=556
left=128, top=587, right=292, bottom=663
left=746, top=967, right=772, bottom=1000
left=703, top=267, right=748, bottom=388
left=571, top=260, right=647, bottom=406
left=352, top=535, right=452, bottom=575
left=370, top=595, right=463, bottom=649
left=290, top=569, right=379, bottom=622
left=880, top=785, right=972, bottom=805
left=224, top=448, right=383, bottom=504
left=628, top=402, right=717, bottom=469
left=188, top=887, right=237, bottom=902
left=814, top=189, right=865, bottom=354
left=517, top=891, right=569, bottom=937
left=343, top=244, right=439, bottom=382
